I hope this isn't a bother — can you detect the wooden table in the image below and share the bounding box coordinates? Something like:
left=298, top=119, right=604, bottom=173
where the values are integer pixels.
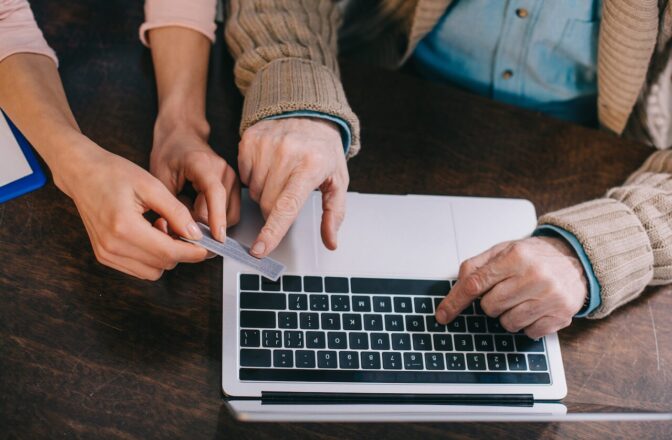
left=1, top=1, right=670, bottom=438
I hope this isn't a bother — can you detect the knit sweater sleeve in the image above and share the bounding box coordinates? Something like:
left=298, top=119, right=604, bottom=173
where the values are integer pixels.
left=539, top=148, right=672, bottom=318
left=224, top=0, right=360, bottom=158
left=0, top=0, right=57, bottom=65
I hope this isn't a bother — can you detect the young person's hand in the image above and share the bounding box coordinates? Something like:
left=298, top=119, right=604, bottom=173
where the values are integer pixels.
left=56, top=138, right=209, bottom=280
left=150, top=120, right=240, bottom=242
left=435, top=237, right=588, bottom=339
left=239, top=117, right=349, bottom=257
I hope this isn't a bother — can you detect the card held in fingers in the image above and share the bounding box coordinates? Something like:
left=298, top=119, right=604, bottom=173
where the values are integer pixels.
left=181, top=222, right=286, bottom=281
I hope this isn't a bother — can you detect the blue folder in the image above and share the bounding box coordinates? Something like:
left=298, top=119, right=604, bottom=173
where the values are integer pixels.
left=0, top=111, right=47, bottom=204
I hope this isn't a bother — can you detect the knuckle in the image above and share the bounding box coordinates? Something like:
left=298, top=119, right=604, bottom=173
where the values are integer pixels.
left=275, top=193, right=302, bottom=217
left=479, top=298, right=497, bottom=317
left=508, top=242, right=529, bottom=262
left=98, top=234, right=120, bottom=256
left=462, top=273, right=482, bottom=297
left=500, top=318, right=518, bottom=333
left=145, top=269, right=164, bottom=281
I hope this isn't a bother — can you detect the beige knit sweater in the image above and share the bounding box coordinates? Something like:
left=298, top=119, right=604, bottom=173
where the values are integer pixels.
left=225, top=0, right=672, bottom=319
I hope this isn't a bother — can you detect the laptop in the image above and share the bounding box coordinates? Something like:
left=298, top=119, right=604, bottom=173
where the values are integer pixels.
left=221, top=190, right=567, bottom=410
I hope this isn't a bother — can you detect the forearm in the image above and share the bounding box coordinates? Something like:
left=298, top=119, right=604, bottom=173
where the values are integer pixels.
left=0, top=53, right=96, bottom=196
left=149, top=27, right=211, bottom=136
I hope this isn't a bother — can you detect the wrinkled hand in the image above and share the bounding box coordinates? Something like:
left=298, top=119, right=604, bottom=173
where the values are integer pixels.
left=435, top=237, right=588, bottom=339
left=61, top=142, right=209, bottom=280
left=150, top=123, right=240, bottom=241
left=239, top=117, right=349, bottom=257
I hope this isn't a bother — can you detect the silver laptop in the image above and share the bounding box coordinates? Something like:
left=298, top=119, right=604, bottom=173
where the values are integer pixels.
left=221, top=191, right=567, bottom=408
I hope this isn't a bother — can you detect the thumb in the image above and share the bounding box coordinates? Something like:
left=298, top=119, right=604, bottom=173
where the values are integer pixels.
left=140, top=179, right=202, bottom=240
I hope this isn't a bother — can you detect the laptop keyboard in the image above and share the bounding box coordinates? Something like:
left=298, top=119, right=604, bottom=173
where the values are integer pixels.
left=238, top=274, right=551, bottom=384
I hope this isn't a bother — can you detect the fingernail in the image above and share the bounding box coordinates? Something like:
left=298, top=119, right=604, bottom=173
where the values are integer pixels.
left=218, top=226, right=227, bottom=243
left=436, top=308, right=449, bottom=324
left=187, top=222, right=202, bottom=240
left=251, top=241, right=265, bottom=256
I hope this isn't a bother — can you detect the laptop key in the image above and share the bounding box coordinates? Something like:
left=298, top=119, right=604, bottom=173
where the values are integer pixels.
left=414, top=297, right=434, bottom=314
left=426, top=315, right=446, bottom=332
left=284, top=331, right=304, bottom=348
left=321, top=313, right=341, bottom=330
left=394, top=297, right=412, bottom=313
left=454, top=334, right=474, bottom=351
left=384, top=314, right=404, bottom=331
left=325, top=277, right=349, bottom=293
left=282, top=275, right=302, bottom=292
left=403, top=352, right=424, bottom=370
left=370, top=333, right=390, bottom=350
left=462, top=303, right=475, bottom=315
left=240, top=330, right=260, bottom=347
left=306, top=331, right=326, bottom=349
left=425, top=353, right=445, bottom=370
left=273, top=350, right=293, bottom=368
left=327, top=332, right=347, bottom=349
left=495, top=335, right=514, bottom=351
left=240, top=311, right=276, bottom=328
left=240, top=274, right=259, bottom=291
left=330, top=295, right=350, bottom=311
left=515, top=336, right=545, bottom=352
left=475, top=334, right=494, bottom=351
left=466, top=353, right=487, bottom=370
left=295, top=350, right=316, bottom=368
left=339, top=351, right=359, bottom=369
left=304, top=276, right=323, bottom=292
left=487, top=353, right=507, bottom=371
left=342, top=313, right=362, bottom=330
left=412, top=333, right=432, bottom=351
left=446, top=353, right=466, bottom=370
left=528, top=354, right=548, bottom=371
left=405, top=315, right=425, bottom=332
left=261, top=277, right=281, bottom=292
left=373, top=296, right=392, bottom=313
left=288, top=294, right=308, bottom=310
left=278, top=312, right=298, bottom=329
left=392, top=333, right=411, bottom=350
left=299, top=312, right=319, bottom=329
left=363, top=314, right=383, bottom=331
left=240, top=292, right=286, bottom=310
left=349, top=332, right=369, bottom=350
left=309, top=295, right=329, bottom=311
left=507, top=353, right=528, bottom=371
left=240, top=349, right=271, bottom=367
left=262, top=330, right=282, bottom=347
left=352, top=296, right=371, bottom=312
left=466, top=316, right=486, bottom=333
left=317, top=351, right=338, bottom=368
left=361, top=352, right=382, bottom=369
left=317, top=350, right=337, bottom=368
left=474, top=300, right=485, bottom=315
left=447, top=316, right=466, bottom=332
left=487, top=317, right=507, bottom=333
left=351, top=278, right=451, bottom=295
left=433, top=334, right=453, bottom=351
left=382, top=352, right=403, bottom=370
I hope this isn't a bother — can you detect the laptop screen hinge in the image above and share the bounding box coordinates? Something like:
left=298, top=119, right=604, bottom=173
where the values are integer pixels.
left=260, top=392, right=534, bottom=406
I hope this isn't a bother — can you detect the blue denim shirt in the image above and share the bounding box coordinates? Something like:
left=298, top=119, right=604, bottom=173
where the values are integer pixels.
left=413, top=0, right=601, bottom=125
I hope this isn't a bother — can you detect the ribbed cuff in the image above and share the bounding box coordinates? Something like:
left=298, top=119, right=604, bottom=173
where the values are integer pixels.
left=539, top=198, right=654, bottom=319
left=240, top=58, right=361, bottom=158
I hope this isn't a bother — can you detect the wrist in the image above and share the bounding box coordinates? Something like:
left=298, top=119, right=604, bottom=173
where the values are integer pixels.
left=46, top=131, right=107, bottom=198
left=155, top=103, right=210, bottom=144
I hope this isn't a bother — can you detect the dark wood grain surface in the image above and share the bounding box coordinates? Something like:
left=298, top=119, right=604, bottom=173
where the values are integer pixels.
left=1, top=1, right=670, bottom=438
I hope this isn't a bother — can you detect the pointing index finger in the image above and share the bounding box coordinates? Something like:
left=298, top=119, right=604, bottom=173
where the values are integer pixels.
left=250, top=172, right=313, bottom=258
left=436, top=249, right=513, bottom=324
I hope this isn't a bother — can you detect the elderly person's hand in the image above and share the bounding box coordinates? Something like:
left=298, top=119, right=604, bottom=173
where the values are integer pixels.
left=238, top=117, right=349, bottom=257
left=435, top=236, right=588, bottom=339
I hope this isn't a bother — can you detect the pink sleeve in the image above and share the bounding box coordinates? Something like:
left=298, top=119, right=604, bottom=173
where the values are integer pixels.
left=0, top=0, right=57, bottom=65
left=140, top=0, right=217, bottom=47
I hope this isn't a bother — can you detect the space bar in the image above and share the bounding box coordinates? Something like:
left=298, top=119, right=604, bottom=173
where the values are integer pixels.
left=239, top=369, right=550, bottom=384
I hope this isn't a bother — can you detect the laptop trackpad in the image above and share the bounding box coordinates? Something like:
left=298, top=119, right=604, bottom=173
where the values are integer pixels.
left=314, top=193, right=459, bottom=278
